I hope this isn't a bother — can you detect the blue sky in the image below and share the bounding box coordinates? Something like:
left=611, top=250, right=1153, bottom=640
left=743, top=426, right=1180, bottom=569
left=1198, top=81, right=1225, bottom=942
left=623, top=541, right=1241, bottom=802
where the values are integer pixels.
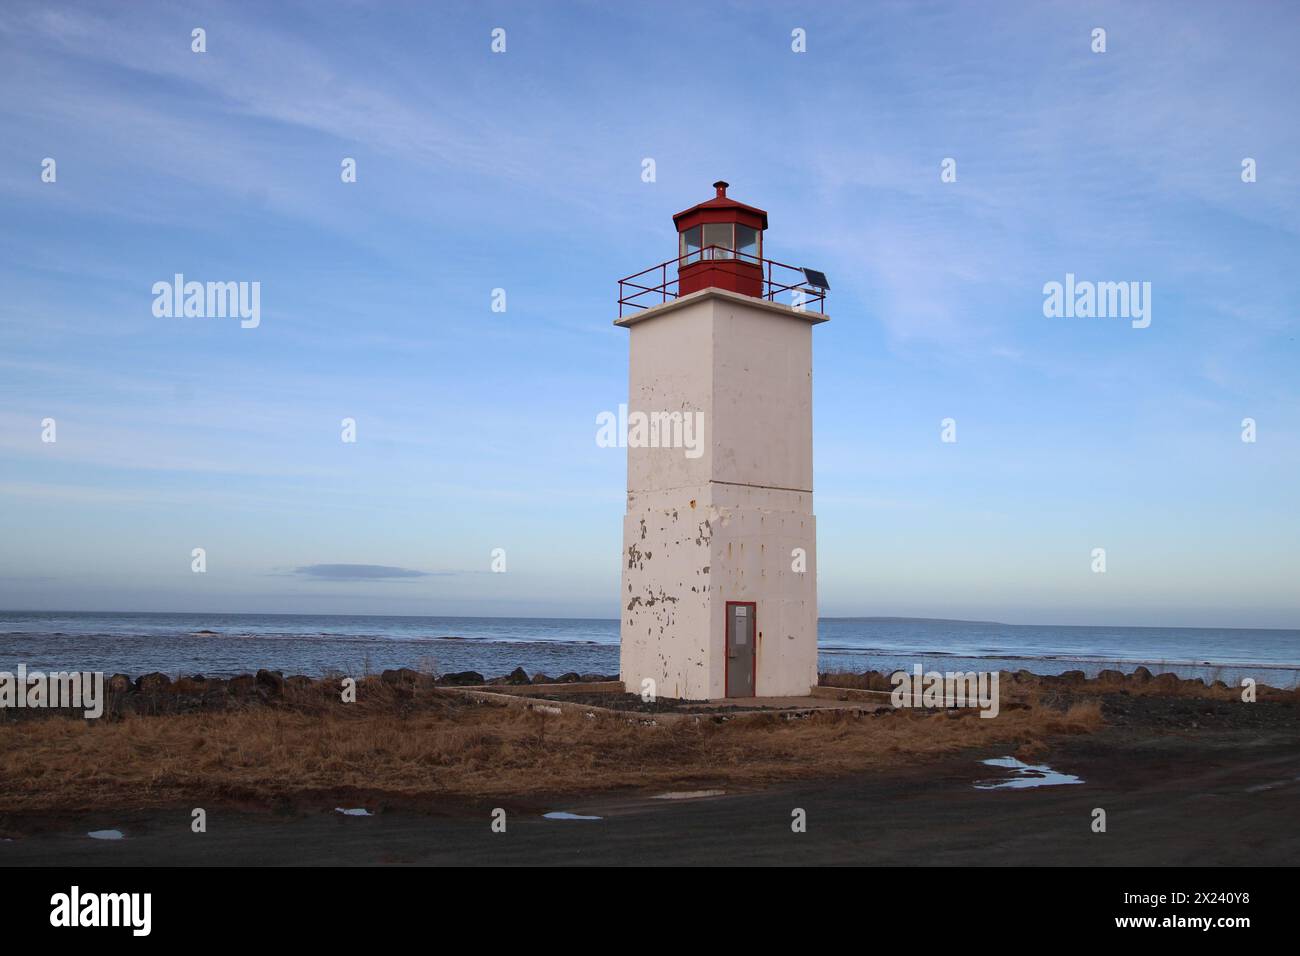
left=1, top=1, right=1297, bottom=626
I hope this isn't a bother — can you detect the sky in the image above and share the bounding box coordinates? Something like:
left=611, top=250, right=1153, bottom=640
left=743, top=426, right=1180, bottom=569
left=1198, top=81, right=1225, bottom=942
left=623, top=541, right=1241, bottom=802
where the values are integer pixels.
left=1, top=1, right=1297, bottom=627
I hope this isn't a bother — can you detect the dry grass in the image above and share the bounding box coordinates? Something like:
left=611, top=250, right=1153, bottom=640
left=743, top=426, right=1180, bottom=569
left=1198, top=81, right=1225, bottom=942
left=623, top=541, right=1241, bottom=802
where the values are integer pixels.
left=1066, top=673, right=1299, bottom=703
left=0, top=680, right=1104, bottom=814
left=824, top=667, right=1300, bottom=703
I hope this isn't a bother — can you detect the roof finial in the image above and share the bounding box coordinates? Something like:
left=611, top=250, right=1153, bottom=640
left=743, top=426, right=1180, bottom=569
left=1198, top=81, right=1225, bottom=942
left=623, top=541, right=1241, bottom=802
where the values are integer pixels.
left=713, top=180, right=729, bottom=198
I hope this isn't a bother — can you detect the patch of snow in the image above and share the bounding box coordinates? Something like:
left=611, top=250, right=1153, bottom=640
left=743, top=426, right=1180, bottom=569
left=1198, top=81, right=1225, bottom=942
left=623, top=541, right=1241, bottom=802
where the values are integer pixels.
left=975, top=756, right=1083, bottom=790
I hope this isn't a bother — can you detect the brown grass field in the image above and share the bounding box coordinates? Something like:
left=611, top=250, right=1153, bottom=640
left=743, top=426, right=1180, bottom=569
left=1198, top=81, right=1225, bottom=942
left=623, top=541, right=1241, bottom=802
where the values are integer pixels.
left=0, top=677, right=1108, bottom=814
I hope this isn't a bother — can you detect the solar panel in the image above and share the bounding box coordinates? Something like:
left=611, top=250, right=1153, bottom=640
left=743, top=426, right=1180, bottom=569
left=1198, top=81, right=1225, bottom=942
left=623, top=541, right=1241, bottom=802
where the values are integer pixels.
left=802, top=268, right=830, bottom=290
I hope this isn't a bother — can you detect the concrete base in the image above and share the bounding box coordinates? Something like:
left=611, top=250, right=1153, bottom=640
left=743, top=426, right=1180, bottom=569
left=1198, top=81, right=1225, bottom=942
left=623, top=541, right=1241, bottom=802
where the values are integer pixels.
left=439, top=683, right=887, bottom=724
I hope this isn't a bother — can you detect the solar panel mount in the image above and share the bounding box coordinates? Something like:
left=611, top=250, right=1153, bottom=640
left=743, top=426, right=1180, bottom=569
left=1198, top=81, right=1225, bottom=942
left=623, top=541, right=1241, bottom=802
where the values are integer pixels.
left=801, top=267, right=830, bottom=290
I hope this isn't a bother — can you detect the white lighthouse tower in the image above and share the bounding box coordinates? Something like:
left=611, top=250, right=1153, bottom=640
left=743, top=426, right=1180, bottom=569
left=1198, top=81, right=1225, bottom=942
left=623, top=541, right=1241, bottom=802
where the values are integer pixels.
left=615, top=182, right=828, bottom=700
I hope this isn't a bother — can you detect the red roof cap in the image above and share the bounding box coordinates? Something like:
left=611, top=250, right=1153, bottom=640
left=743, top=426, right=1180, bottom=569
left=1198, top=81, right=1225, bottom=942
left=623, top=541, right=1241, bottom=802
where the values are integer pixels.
left=672, top=181, right=768, bottom=231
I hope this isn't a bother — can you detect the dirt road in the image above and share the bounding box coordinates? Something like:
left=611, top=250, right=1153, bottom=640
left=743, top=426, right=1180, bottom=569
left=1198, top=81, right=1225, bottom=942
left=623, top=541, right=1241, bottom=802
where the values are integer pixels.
left=4, top=731, right=1296, bottom=866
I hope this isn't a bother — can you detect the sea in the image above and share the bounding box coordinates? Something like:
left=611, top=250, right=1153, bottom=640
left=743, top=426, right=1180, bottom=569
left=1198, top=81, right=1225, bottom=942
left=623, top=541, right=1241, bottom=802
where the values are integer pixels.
left=2, top=611, right=1298, bottom=688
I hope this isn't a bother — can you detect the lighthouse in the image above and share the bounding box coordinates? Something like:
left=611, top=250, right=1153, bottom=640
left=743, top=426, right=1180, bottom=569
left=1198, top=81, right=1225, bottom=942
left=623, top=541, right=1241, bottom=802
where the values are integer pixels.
left=615, top=182, right=828, bottom=700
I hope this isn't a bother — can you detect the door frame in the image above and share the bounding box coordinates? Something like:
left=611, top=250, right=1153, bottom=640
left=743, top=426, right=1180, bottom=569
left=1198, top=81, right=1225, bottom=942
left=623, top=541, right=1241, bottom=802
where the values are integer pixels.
left=724, top=600, right=758, bottom=698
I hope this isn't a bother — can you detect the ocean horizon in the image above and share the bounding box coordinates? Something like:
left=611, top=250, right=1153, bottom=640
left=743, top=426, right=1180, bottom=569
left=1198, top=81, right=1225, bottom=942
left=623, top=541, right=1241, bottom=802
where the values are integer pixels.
left=3, top=610, right=1298, bottom=689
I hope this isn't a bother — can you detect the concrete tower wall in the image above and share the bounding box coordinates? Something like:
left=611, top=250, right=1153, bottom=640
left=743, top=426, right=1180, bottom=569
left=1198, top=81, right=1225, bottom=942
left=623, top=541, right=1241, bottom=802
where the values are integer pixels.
left=617, top=289, right=824, bottom=700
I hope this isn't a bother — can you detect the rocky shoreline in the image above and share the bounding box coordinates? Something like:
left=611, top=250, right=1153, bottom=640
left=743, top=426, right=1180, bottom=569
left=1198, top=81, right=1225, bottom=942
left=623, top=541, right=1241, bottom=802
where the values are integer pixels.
left=3, top=662, right=1294, bottom=722
left=0, top=666, right=619, bottom=721
left=823, top=665, right=1252, bottom=694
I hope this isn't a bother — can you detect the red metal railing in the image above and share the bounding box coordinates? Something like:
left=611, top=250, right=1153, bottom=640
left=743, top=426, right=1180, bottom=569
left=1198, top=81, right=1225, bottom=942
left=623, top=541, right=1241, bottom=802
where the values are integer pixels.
left=617, top=246, right=827, bottom=317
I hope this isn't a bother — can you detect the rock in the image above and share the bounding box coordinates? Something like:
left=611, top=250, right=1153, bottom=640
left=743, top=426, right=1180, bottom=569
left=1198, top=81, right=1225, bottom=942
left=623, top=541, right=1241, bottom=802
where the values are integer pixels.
left=1129, top=666, right=1153, bottom=684
left=556, top=672, right=583, bottom=683
left=255, top=669, right=285, bottom=694
left=228, top=674, right=257, bottom=696
left=505, top=667, right=531, bottom=685
left=1211, top=679, right=1229, bottom=690
left=1014, top=669, right=1037, bottom=684
left=135, top=672, right=171, bottom=693
left=173, top=676, right=209, bottom=695
left=107, top=674, right=132, bottom=693
left=380, top=668, right=420, bottom=686
left=1059, top=670, right=1086, bottom=684
left=440, top=670, right=485, bottom=686
left=1153, top=672, right=1181, bottom=691
left=531, top=673, right=553, bottom=685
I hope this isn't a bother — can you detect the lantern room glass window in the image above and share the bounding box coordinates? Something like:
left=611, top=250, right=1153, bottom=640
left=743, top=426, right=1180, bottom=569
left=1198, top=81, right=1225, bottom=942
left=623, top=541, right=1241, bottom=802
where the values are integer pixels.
left=680, top=222, right=763, bottom=264
left=702, top=223, right=733, bottom=259
left=680, top=226, right=702, bottom=264
left=736, top=225, right=759, bottom=259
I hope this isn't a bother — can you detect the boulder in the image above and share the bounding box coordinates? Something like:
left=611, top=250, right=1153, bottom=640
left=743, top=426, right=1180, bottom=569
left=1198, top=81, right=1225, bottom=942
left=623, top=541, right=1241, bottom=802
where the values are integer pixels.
left=556, top=672, right=583, bottom=683
left=1152, top=672, right=1181, bottom=691
left=135, top=672, right=171, bottom=694
left=380, top=668, right=421, bottom=686
left=1059, top=670, right=1086, bottom=684
left=1129, top=666, right=1153, bottom=684
left=505, top=667, right=531, bottom=685
left=1096, top=669, right=1125, bottom=683
left=228, top=674, right=257, bottom=696
left=107, top=674, right=132, bottom=694
left=255, top=669, right=285, bottom=694
left=440, top=670, right=485, bottom=686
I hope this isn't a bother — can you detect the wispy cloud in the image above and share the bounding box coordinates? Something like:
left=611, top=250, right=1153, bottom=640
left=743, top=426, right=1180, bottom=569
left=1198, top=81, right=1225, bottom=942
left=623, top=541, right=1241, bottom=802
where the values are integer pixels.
left=289, top=564, right=441, bottom=582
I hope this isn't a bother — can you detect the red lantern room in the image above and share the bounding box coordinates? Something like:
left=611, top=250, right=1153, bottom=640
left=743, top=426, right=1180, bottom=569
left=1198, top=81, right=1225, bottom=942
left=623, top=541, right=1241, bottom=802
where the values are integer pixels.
left=673, top=181, right=768, bottom=298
